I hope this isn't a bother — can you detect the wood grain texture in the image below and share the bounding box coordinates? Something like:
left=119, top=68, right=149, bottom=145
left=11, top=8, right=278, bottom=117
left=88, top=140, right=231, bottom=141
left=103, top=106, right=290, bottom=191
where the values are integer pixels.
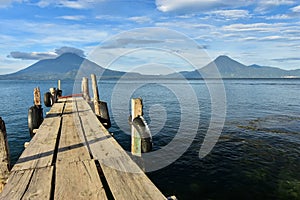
left=57, top=100, right=90, bottom=163
left=0, top=169, right=33, bottom=200
left=55, top=160, right=107, bottom=200
left=12, top=102, right=65, bottom=171
left=1, top=97, right=165, bottom=200
left=22, top=167, right=53, bottom=200
left=76, top=98, right=166, bottom=200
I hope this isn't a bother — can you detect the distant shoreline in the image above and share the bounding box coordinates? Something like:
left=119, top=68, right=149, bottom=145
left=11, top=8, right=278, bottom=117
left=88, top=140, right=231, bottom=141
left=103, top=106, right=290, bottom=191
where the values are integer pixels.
left=0, top=76, right=299, bottom=81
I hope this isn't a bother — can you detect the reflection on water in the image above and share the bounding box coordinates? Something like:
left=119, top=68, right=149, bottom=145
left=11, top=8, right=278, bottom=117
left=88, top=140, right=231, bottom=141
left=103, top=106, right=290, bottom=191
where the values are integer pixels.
left=0, top=79, right=299, bottom=199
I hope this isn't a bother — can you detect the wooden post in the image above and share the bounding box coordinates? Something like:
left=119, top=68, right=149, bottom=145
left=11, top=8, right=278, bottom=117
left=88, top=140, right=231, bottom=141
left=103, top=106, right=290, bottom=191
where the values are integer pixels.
left=57, top=80, right=61, bottom=90
left=33, top=87, right=41, bottom=106
left=91, top=74, right=100, bottom=115
left=82, top=77, right=90, bottom=102
left=0, top=117, right=10, bottom=192
left=131, top=98, right=143, bottom=156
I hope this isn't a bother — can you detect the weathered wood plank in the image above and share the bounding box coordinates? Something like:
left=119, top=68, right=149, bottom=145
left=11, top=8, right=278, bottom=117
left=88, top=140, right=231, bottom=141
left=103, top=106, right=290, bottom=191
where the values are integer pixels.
left=101, top=157, right=166, bottom=200
left=55, top=160, right=107, bottom=200
left=22, top=166, right=53, bottom=200
left=0, top=167, right=53, bottom=200
left=0, top=169, right=33, bottom=200
left=75, top=98, right=165, bottom=200
left=57, top=100, right=90, bottom=163
left=12, top=102, right=65, bottom=171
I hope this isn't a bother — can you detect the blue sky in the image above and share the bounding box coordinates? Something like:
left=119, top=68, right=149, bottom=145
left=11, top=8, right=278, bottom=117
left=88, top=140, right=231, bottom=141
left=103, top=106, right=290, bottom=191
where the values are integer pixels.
left=0, top=0, right=300, bottom=75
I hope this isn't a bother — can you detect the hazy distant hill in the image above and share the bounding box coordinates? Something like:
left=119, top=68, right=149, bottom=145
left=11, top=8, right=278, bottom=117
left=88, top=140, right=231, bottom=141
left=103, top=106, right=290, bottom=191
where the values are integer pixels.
left=1, top=54, right=299, bottom=80
left=175, top=55, right=300, bottom=79
left=0, top=53, right=132, bottom=80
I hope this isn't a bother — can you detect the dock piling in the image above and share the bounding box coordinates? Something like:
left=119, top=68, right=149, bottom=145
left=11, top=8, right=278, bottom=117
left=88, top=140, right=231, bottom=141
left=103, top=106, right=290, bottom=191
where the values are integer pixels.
left=0, top=117, right=10, bottom=193
left=57, top=80, right=61, bottom=90
left=82, top=77, right=90, bottom=102
left=131, top=98, right=143, bottom=156
left=57, top=80, right=62, bottom=97
left=91, top=74, right=101, bottom=116
left=33, top=87, right=41, bottom=106
left=28, top=87, right=43, bottom=137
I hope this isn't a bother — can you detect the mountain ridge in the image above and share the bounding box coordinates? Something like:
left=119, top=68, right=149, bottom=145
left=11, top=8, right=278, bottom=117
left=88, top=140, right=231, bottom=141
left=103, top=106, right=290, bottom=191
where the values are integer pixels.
left=177, top=55, right=300, bottom=79
left=1, top=53, right=299, bottom=80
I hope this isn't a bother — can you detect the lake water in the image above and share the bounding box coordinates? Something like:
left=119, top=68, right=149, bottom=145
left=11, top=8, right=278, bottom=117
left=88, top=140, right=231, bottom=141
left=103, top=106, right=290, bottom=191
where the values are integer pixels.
left=0, top=79, right=299, bottom=199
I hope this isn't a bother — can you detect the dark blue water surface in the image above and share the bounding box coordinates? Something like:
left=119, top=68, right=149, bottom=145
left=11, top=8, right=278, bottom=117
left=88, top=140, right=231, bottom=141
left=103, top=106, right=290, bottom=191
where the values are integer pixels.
left=0, top=79, right=299, bottom=200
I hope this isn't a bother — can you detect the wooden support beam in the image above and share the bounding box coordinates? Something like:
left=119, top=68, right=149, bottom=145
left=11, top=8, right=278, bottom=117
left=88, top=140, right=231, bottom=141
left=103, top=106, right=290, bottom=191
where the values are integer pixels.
left=131, top=98, right=143, bottom=156
left=0, top=117, right=10, bottom=192
left=81, top=77, right=90, bottom=102
left=33, top=87, right=41, bottom=106
left=91, top=74, right=100, bottom=115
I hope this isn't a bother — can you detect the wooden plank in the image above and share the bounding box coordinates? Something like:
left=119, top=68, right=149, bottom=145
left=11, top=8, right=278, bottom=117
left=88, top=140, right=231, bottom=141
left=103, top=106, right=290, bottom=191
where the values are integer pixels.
left=57, top=100, right=90, bottom=163
left=55, top=99, right=107, bottom=199
left=75, top=98, right=165, bottom=200
left=12, top=102, right=65, bottom=171
left=22, top=166, right=53, bottom=200
left=0, top=169, right=33, bottom=200
left=0, top=167, right=53, bottom=200
left=101, top=157, right=166, bottom=200
left=55, top=160, right=107, bottom=200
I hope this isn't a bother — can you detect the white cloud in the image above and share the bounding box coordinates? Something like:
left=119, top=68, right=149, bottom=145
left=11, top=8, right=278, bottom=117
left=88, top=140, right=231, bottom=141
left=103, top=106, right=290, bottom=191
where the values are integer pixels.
left=55, top=46, right=85, bottom=57
left=30, top=0, right=104, bottom=9
left=208, top=9, right=250, bottom=20
left=57, top=15, right=86, bottom=20
left=155, top=0, right=251, bottom=13
left=258, top=0, right=295, bottom=6
left=222, top=23, right=281, bottom=32
left=0, top=0, right=104, bottom=9
left=155, top=21, right=214, bottom=30
left=95, top=15, right=123, bottom=21
left=255, top=0, right=296, bottom=12
left=266, top=14, right=292, bottom=19
left=260, top=35, right=285, bottom=41
left=128, top=16, right=152, bottom=24
left=291, top=5, right=300, bottom=12
left=155, top=0, right=297, bottom=16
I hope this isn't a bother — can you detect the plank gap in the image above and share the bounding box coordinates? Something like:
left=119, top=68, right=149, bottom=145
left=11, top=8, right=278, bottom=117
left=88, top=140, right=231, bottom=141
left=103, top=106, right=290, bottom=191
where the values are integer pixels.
left=49, top=102, right=65, bottom=200
left=94, top=160, right=114, bottom=200
left=20, top=168, right=35, bottom=199
left=51, top=117, right=63, bottom=166
left=49, top=165, right=56, bottom=200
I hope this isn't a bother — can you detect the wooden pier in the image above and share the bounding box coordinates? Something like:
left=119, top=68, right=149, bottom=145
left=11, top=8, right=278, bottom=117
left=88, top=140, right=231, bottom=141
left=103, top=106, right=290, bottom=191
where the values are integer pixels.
left=0, top=97, right=166, bottom=199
